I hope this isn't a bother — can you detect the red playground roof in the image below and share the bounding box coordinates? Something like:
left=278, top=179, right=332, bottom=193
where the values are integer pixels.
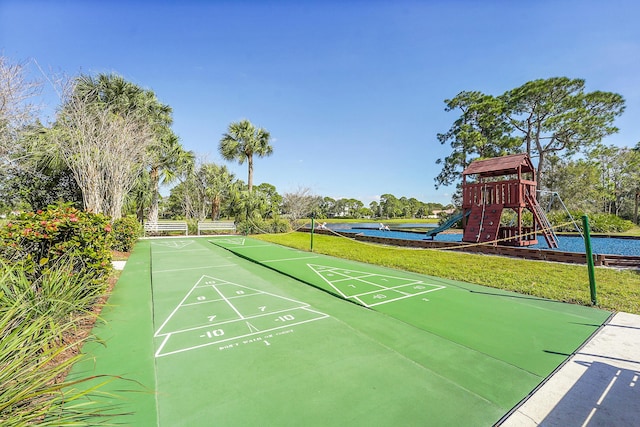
left=462, top=153, right=535, bottom=178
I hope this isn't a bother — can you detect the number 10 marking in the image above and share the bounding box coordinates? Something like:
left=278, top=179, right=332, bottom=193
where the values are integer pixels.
left=204, top=329, right=224, bottom=338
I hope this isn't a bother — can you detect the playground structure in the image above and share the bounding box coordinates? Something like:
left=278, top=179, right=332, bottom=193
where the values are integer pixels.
left=461, top=154, right=558, bottom=248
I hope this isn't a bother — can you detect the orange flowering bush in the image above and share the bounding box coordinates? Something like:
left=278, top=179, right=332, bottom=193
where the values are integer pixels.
left=0, top=203, right=114, bottom=283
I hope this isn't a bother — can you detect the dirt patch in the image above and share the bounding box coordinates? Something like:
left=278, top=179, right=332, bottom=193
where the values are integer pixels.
left=52, top=274, right=119, bottom=385
left=112, top=250, right=131, bottom=261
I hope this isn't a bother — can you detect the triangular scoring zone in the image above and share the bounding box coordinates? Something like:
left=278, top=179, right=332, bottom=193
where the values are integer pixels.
left=211, top=237, right=246, bottom=246
left=154, top=274, right=328, bottom=357
left=151, top=240, right=195, bottom=249
left=307, top=263, right=445, bottom=308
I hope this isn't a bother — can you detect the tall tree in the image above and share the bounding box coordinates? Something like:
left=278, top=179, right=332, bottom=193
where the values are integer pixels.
left=147, top=133, right=194, bottom=223
left=379, top=194, right=402, bottom=218
left=282, top=187, right=318, bottom=222
left=588, top=145, right=640, bottom=217
left=55, top=83, right=153, bottom=218
left=435, top=91, right=520, bottom=189
left=219, top=119, right=273, bottom=192
left=540, top=155, right=601, bottom=212
left=3, top=123, right=83, bottom=210
left=635, top=142, right=640, bottom=224
left=369, top=201, right=380, bottom=218
left=318, top=197, right=337, bottom=217
left=0, top=56, right=42, bottom=174
left=73, top=73, right=188, bottom=222
left=501, top=77, right=625, bottom=183
left=254, top=182, right=282, bottom=218
left=437, top=78, right=626, bottom=193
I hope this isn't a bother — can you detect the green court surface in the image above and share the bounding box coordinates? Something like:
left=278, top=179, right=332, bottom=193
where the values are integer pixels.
left=68, top=236, right=611, bottom=426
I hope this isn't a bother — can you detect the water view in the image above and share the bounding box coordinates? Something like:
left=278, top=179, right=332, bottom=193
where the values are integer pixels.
left=323, top=224, right=640, bottom=257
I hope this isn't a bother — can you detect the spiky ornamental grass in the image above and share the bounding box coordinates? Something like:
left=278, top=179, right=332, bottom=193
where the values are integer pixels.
left=0, top=261, right=125, bottom=426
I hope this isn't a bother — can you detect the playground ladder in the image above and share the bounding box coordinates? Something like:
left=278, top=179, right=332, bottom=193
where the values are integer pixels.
left=525, top=191, right=559, bottom=248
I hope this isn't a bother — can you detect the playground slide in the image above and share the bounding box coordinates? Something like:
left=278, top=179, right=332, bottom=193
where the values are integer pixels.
left=426, top=211, right=469, bottom=238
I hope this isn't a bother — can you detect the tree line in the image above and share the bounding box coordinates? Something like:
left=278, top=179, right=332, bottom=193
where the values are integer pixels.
left=1, top=56, right=444, bottom=224
left=2, top=56, right=638, bottom=225
left=163, top=179, right=449, bottom=222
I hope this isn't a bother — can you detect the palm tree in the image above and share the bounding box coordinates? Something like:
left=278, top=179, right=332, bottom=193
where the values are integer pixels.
left=126, top=169, right=151, bottom=222
left=147, top=132, right=194, bottom=222
left=198, top=163, right=235, bottom=220
left=219, top=119, right=273, bottom=192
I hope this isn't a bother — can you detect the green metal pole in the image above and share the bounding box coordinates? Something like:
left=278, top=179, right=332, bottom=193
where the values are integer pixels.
left=582, top=215, right=597, bottom=305
left=310, top=217, right=315, bottom=252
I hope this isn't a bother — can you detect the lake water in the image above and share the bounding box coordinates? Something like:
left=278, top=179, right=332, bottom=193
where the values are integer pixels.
left=324, top=224, right=640, bottom=257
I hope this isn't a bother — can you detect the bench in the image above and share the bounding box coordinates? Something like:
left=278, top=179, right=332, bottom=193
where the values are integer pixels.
left=197, top=221, right=237, bottom=235
left=144, top=221, right=188, bottom=236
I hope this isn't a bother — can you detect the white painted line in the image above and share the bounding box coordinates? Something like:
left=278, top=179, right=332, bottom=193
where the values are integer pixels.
left=347, top=279, right=420, bottom=294
left=154, top=263, right=237, bottom=273
left=581, top=408, right=597, bottom=427
left=261, top=255, right=320, bottom=263
left=329, top=273, right=376, bottom=283
left=153, top=248, right=209, bottom=254
left=156, top=310, right=330, bottom=357
left=355, top=284, right=445, bottom=299
left=307, top=263, right=447, bottom=306
left=366, top=288, right=445, bottom=307
left=210, top=283, right=245, bottom=319
left=155, top=334, right=171, bottom=358
left=155, top=306, right=318, bottom=336
left=154, top=279, right=205, bottom=337
left=308, top=266, right=349, bottom=299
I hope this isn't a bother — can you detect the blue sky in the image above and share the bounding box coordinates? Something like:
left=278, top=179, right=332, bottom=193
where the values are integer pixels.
left=2, top=0, right=639, bottom=205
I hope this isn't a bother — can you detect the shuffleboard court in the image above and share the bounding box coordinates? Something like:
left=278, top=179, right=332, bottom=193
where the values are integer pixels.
left=68, top=236, right=611, bottom=426
left=148, top=238, right=517, bottom=425
left=210, top=239, right=612, bottom=400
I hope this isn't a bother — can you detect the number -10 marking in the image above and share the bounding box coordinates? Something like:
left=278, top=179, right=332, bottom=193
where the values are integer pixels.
left=204, top=329, right=224, bottom=338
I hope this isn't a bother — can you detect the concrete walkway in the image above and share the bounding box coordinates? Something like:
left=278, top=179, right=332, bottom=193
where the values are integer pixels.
left=112, top=260, right=126, bottom=270
left=501, top=312, right=640, bottom=426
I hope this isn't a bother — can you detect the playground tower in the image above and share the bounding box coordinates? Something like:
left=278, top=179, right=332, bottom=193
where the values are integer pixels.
left=461, top=153, right=558, bottom=248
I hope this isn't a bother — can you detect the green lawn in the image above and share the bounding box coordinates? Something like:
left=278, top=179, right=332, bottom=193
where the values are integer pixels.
left=253, top=232, right=640, bottom=315
left=613, top=225, right=640, bottom=236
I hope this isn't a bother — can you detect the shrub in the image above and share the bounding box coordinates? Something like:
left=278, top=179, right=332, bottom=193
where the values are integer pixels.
left=268, top=217, right=292, bottom=233
left=0, top=203, right=114, bottom=284
left=547, top=211, right=635, bottom=233
left=236, top=217, right=292, bottom=234
left=235, top=219, right=260, bottom=235
left=111, top=216, right=142, bottom=252
left=187, top=218, right=198, bottom=236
